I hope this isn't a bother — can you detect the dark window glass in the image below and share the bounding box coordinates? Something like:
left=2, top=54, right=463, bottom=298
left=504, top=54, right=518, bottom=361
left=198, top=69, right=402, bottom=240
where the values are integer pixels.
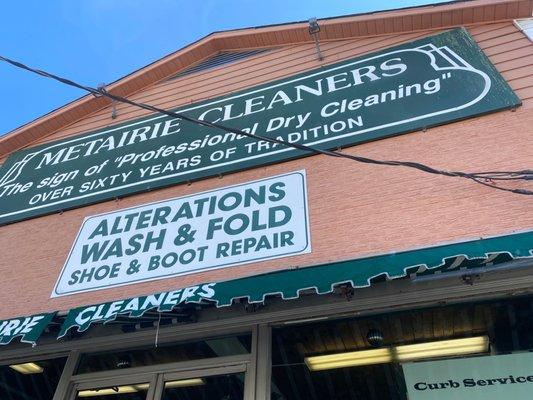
left=161, top=373, right=245, bottom=400
left=77, top=333, right=251, bottom=373
left=75, top=382, right=150, bottom=400
left=271, top=296, right=533, bottom=399
left=168, top=50, right=270, bottom=79
left=0, top=357, right=67, bottom=400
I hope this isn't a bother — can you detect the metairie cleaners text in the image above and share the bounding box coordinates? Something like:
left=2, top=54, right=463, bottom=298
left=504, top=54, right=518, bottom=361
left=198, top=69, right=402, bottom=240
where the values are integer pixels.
left=53, top=171, right=310, bottom=297
left=1, top=28, right=513, bottom=226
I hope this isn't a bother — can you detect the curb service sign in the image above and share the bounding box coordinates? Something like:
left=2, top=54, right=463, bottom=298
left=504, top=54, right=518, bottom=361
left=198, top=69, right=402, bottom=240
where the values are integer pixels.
left=52, top=171, right=310, bottom=297
left=403, top=353, right=533, bottom=400
left=0, top=28, right=520, bottom=225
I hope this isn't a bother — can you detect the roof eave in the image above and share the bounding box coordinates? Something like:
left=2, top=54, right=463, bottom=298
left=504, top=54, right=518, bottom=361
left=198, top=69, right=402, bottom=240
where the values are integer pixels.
left=1, top=0, right=531, bottom=159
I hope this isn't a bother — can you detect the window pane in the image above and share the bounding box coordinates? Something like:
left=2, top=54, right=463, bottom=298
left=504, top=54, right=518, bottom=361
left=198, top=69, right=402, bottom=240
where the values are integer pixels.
left=161, top=373, right=245, bottom=400
left=75, top=382, right=149, bottom=400
left=0, top=357, right=67, bottom=400
left=271, top=296, right=533, bottom=399
left=77, top=333, right=251, bottom=373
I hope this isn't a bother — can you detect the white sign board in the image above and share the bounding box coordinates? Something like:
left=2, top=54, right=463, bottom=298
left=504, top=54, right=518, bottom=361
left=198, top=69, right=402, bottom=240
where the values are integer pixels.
left=403, top=352, right=533, bottom=400
left=53, top=171, right=310, bottom=297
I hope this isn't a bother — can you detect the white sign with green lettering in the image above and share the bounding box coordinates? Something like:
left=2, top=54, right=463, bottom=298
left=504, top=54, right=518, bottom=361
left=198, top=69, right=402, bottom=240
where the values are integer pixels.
left=53, top=171, right=310, bottom=297
left=403, top=353, right=533, bottom=399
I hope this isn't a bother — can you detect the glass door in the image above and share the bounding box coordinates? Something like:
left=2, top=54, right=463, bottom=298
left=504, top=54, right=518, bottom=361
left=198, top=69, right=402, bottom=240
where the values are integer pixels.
left=65, top=332, right=254, bottom=399
left=68, top=361, right=251, bottom=400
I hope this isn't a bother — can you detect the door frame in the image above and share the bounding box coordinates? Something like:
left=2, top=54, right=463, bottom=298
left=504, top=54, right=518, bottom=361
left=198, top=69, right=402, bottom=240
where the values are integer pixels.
left=152, top=363, right=249, bottom=399
left=65, top=344, right=255, bottom=400
left=69, top=372, right=158, bottom=400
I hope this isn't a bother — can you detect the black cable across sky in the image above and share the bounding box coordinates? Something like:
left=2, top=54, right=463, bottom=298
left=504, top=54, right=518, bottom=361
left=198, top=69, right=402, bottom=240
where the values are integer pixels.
left=0, top=54, right=532, bottom=195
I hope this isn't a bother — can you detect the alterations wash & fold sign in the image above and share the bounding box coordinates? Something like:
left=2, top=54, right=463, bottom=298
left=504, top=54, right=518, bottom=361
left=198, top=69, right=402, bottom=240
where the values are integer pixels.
left=53, top=171, right=310, bottom=296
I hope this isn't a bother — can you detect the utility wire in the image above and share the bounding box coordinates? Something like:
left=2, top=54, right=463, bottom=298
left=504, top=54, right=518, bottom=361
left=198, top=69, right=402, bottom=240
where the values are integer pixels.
left=1, top=55, right=532, bottom=195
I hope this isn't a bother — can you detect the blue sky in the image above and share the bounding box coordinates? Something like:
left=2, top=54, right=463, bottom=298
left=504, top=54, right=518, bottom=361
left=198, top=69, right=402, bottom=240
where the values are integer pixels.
left=0, top=0, right=443, bottom=136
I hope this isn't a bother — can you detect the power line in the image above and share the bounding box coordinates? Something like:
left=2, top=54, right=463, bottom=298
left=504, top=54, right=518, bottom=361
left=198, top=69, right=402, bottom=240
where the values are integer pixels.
left=1, top=55, right=532, bottom=195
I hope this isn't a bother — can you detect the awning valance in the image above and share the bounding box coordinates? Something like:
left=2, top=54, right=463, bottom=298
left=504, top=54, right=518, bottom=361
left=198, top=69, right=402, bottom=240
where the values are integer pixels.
left=0, top=313, right=56, bottom=346
left=57, top=230, right=533, bottom=339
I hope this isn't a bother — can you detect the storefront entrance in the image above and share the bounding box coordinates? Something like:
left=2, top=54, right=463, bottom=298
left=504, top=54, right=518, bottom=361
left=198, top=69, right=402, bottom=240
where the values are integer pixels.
left=2, top=279, right=533, bottom=400
left=71, top=366, right=247, bottom=400
left=66, top=333, right=253, bottom=399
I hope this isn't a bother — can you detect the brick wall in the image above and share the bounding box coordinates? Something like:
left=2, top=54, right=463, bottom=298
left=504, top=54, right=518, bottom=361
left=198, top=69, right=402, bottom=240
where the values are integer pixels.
left=0, top=22, right=531, bottom=319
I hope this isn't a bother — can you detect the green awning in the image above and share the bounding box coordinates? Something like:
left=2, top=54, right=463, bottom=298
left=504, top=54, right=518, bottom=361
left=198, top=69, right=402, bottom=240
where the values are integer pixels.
left=213, top=230, right=533, bottom=304
left=58, top=230, right=532, bottom=339
left=0, top=313, right=56, bottom=346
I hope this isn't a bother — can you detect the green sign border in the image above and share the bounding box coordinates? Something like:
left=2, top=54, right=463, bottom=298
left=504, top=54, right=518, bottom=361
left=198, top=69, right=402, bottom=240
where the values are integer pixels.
left=0, top=28, right=521, bottom=226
